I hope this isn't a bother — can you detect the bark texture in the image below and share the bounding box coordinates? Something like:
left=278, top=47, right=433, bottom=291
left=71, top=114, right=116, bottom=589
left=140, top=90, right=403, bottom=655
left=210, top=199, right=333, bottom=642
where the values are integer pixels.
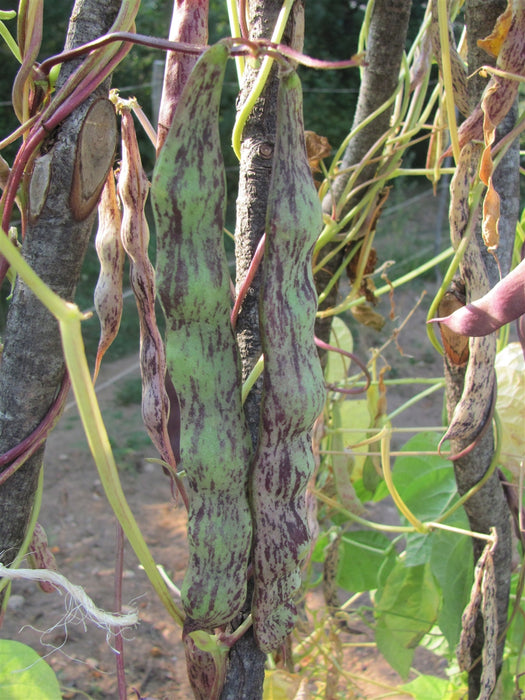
left=445, top=2, right=517, bottom=696
left=314, top=0, right=412, bottom=349
left=0, top=0, right=120, bottom=592
left=223, top=1, right=304, bottom=697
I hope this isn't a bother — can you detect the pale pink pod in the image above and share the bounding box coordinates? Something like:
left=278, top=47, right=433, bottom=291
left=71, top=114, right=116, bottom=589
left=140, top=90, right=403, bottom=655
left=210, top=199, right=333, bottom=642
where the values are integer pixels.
left=27, top=522, right=58, bottom=594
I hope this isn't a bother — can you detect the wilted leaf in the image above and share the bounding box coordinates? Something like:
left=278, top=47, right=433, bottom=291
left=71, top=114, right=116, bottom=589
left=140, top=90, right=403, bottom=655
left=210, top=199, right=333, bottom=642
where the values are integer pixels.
left=263, top=669, right=301, bottom=700
left=477, top=4, right=512, bottom=57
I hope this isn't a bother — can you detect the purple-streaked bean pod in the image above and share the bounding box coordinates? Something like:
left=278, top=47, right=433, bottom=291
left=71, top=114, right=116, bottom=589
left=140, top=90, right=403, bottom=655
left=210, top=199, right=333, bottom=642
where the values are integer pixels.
left=93, top=170, right=124, bottom=382
left=151, top=42, right=253, bottom=630
left=250, top=67, right=326, bottom=653
left=118, top=108, right=178, bottom=482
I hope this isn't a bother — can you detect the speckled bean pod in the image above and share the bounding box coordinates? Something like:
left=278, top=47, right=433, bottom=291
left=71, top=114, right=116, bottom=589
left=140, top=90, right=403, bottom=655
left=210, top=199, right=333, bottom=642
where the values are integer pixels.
left=151, top=42, right=252, bottom=629
left=118, top=109, right=177, bottom=476
left=93, top=170, right=124, bottom=381
left=250, top=68, right=326, bottom=653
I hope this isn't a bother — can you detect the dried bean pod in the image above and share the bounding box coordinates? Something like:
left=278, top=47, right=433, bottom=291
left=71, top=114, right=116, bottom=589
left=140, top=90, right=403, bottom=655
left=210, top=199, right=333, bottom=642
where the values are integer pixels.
left=118, top=109, right=177, bottom=479
left=151, top=42, right=252, bottom=628
left=27, top=522, right=58, bottom=594
left=250, top=68, right=325, bottom=652
left=439, top=145, right=496, bottom=447
left=93, top=170, right=124, bottom=382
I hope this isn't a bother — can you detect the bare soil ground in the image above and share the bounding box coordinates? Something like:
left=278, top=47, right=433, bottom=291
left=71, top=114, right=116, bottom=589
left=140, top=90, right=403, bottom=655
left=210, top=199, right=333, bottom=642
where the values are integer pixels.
left=0, top=277, right=449, bottom=699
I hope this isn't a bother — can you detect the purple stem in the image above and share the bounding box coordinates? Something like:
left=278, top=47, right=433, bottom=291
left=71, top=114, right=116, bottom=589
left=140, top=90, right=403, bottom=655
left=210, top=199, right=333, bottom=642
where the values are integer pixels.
left=231, top=233, right=265, bottom=327
left=0, top=42, right=130, bottom=286
left=113, top=521, right=127, bottom=700
left=0, top=373, right=70, bottom=478
left=37, top=32, right=361, bottom=78
left=314, top=336, right=371, bottom=394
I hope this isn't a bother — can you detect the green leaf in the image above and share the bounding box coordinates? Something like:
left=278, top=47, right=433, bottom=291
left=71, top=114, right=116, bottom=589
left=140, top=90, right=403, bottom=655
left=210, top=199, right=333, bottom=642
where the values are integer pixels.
left=430, top=520, right=473, bottom=650
left=399, top=674, right=451, bottom=699
left=375, top=562, right=441, bottom=679
left=324, top=317, right=354, bottom=387
left=336, top=530, right=396, bottom=592
left=310, top=530, right=332, bottom=563
left=0, top=640, right=61, bottom=699
left=326, top=398, right=370, bottom=480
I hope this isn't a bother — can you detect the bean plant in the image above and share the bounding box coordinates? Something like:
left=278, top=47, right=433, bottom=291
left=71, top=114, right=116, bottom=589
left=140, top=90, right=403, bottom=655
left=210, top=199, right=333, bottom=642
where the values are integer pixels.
left=0, top=1, right=524, bottom=699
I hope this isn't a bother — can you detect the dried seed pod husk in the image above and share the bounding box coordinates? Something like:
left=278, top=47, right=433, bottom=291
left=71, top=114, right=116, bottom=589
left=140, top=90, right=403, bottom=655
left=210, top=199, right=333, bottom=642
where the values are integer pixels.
left=118, top=108, right=178, bottom=481
left=93, top=170, right=124, bottom=382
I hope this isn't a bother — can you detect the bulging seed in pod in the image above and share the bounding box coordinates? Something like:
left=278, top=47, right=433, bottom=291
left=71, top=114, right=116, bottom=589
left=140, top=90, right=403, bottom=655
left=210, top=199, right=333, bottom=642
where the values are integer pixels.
left=152, top=41, right=252, bottom=630
left=250, top=67, right=325, bottom=653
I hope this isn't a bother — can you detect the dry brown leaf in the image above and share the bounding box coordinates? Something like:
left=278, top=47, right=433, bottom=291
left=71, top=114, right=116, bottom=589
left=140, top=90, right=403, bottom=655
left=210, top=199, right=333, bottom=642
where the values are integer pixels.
left=477, top=2, right=513, bottom=58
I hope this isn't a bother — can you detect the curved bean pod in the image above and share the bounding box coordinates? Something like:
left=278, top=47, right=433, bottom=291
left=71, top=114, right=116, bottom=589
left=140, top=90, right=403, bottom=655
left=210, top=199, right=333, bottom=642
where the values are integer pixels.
left=151, top=42, right=253, bottom=629
left=430, top=258, right=525, bottom=337
left=93, top=170, right=124, bottom=382
left=250, top=68, right=326, bottom=653
left=118, top=108, right=178, bottom=482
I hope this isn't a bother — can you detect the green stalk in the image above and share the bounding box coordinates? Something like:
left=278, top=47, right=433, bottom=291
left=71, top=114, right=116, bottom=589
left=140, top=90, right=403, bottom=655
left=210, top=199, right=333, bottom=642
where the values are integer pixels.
left=386, top=381, right=445, bottom=422
left=380, top=426, right=428, bottom=534
left=314, top=489, right=415, bottom=534
left=437, top=0, right=460, bottom=163
left=317, top=245, right=454, bottom=319
left=0, top=228, right=184, bottom=626
left=241, top=353, right=264, bottom=404
left=0, top=12, right=21, bottom=62
left=231, top=0, right=294, bottom=158
left=225, top=0, right=244, bottom=83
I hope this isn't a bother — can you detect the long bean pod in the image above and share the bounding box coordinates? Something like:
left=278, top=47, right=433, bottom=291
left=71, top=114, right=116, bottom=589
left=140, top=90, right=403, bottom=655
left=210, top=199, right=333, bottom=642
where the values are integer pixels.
left=250, top=68, right=325, bottom=652
left=118, top=108, right=178, bottom=483
left=151, top=42, right=253, bottom=629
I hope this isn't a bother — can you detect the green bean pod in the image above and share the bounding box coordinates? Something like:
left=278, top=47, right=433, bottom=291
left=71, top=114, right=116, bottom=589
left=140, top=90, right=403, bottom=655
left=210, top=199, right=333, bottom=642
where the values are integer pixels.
left=250, top=68, right=326, bottom=652
left=151, top=42, right=252, bottom=629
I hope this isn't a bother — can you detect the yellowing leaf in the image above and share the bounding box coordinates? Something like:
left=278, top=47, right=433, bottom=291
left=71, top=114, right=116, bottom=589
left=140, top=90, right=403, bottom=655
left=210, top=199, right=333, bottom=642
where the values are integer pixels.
left=477, top=3, right=512, bottom=58
left=263, top=669, right=301, bottom=700
left=480, top=82, right=500, bottom=253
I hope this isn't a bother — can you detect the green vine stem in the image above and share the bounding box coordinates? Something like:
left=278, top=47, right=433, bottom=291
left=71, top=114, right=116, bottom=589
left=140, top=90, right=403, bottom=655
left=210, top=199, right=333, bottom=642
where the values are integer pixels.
left=0, top=230, right=184, bottom=627
left=231, top=0, right=294, bottom=159
left=317, top=245, right=454, bottom=319
left=436, top=410, right=503, bottom=525
left=437, top=0, right=460, bottom=163
left=225, top=0, right=245, bottom=83
left=380, top=426, right=429, bottom=534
